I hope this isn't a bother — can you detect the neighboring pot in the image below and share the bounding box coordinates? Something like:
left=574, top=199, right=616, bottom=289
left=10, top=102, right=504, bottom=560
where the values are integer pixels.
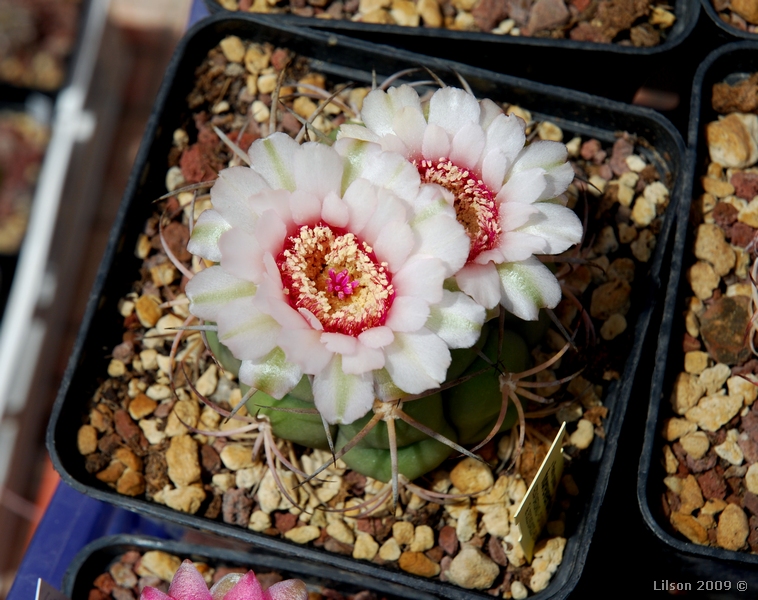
left=701, top=0, right=758, bottom=41
left=48, top=13, right=685, bottom=600
left=639, top=41, right=758, bottom=585
left=63, top=535, right=425, bottom=600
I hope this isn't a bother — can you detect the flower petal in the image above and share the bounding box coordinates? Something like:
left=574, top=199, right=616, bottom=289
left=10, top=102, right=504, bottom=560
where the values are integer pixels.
left=385, top=295, right=430, bottom=332
left=480, top=149, right=508, bottom=193
left=498, top=167, right=547, bottom=205
left=279, top=328, right=333, bottom=374
left=478, top=98, right=502, bottom=131
left=384, top=329, right=450, bottom=393
left=482, top=113, right=526, bottom=170
left=496, top=256, right=562, bottom=320
left=391, top=105, right=426, bottom=157
left=263, top=579, right=308, bottom=600
left=426, top=289, right=485, bottom=349
left=188, top=209, right=231, bottom=263
left=455, top=261, right=501, bottom=309
left=288, top=189, right=322, bottom=225
left=512, top=140, right=573, bottom=199
left=498, top=230, right=548, bottom=262
left=341, top=177, right=378, bottom=235
left=409, top=187, right=469, bottom=275
left=360, top=85, right=422, bottom=137
left=373, top=220, right=414, bottom=271
left=217, top=297, right=281, bottom=361
left=428, top=87, right=480, bottom=137
left=294, top=141, right=343, bottom=198
left=321, top=332, right=358, bottom=355
left=421, top=123, right=451, bottom=161
left=359, top=190, right=408, bottom=247
left=336, top=140, right=420, bottom=203
left=168, top=560, right=212, bottom=600
left=450, top=121, right=486, bottom=171
left=141, top=588, right=172, bottom=600
left=210, top=166, right=269, bottom=234
left=358, top=326, right=394, bottom=348
left=186, top=266, right=256, bottom=322
left=517, top=202, right=583, bottom=254
left=392, top=256, right=446, bottom=304
left=313, top=355, right=374, bottom=424
left=336, top=124, right=380, bottom=144
left=248, top=133, right=299, bottom=191
left=218, top=227, right=264, bottom=282
left=342, top=342, right=385, bottom=374
left=321, top=191, right=350, bottom=228
left=239, top=348, right=303, bottom=399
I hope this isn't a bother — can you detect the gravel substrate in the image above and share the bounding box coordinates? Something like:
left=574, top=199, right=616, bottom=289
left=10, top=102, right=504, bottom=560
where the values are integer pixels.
left=74, top=36, right=673, bottom=597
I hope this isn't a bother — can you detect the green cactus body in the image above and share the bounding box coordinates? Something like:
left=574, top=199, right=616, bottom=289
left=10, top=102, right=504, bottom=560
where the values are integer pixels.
left=206, top=322, right=531, bottom=483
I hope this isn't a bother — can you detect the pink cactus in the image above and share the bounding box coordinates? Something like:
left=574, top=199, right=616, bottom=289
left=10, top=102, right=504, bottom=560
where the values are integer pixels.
left=140, top=560, right=307, bottom=600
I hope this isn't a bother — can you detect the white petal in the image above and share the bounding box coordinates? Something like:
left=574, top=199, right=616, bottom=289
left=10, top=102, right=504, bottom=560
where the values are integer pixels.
left=336, top=124, right=380, bottom=144
left=359, top=190, right=408, bottom=246
left=239, top=348, right=302, bottom=399
left=421, top=123, right=451, bottom=161
left=512, top=141, right=573, bottom=199
left=428, top=87, right=480, bottom=137
left=498, top=167, right=547, bottom=205
left=210, top=166, right=266, bottom=234
left=253, top=209, right=287, bottom=255
left=187, top=209, right=231, bottom=262
left=518, top=202, right=583, bottom=254
left=279, top=328, right=333, bottom=374
left=321, top=191, right=350, bottom=228
left=312, top=355, right=375, bottom=424
left=218, top=228, right=264, bottom=281
left=385, top=295, right=430, bottom=332
left=321, top=332, right=358, bottom=355
left=186, top=266, right=256, bottom=322
left=358, top=326, right=394, bottom=348
left=392, top=105, right=427, bottom=157
left=342, top=343, right=385, bottom=374
left=384, top=329, right=450, bottom=393
left=426, top=289, right=486, bottom=349
left=361, top=85, right=422, bottom=138
left=496, top=256, right=562, bottom=320
left=450, top=122, right=486, bottom=171
left=341, top=147, right=420, bottom=203
left=409, top=190, right=469, bottom=275
left=392, top=256, right=446, bottom=304
left=482, top=114, right=526, bottom=170
left=294, top=142, right=343, bottom=198
left=498, top=231, right=548, bottom=262
left=373, top=220, right=414, bottom=271
left=499, top=200, right=539, bottom=232
left=248, top=189, right=292, bottom=223
left=455, top=262, right=501, bottom=309
left=478, top=98, right=503, bottom=131
left=288, top=189, right=322, bottom=225
left=217, top=297, right=281, bottom=361
left=480, top=150, right=508, bottom=194
left=341, top=178, right=378, bottom=235
left=248, top=133, right=299, bottom=191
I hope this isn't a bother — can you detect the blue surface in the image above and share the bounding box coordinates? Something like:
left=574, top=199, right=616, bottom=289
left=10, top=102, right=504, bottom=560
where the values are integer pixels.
left=188, top=0, right=211, bottom=28
left=7, top=482, right=173, bottom=600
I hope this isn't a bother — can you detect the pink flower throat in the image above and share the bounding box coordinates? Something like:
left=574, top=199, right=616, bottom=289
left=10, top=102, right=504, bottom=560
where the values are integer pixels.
left=277, top=223, right=395, bottom=336
left=416, top=157, right=501, bottom=263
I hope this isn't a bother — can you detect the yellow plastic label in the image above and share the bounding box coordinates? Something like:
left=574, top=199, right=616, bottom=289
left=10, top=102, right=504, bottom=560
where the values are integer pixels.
left=513, top=421, right=566, bottom=562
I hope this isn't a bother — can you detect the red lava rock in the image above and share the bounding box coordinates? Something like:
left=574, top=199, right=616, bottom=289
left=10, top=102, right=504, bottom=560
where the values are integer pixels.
left=570, top=0, right=590, bottom=10
left=94, top=573, right=116, bottom=595
left=730, top=222, right=756, bottom=248
left=665, top=489, right=681, bottom=513
left=343, top=470, right=367, bottom=495
left=356, top=516, right=393, bottom=540
left=727, top=477, right=744, bottom=495
left=525, top=0, right=569, bottom=35
left=739, top=437, right=758, bottom=464
left=159, top=222, right=192, bottom=263
left=274, top=511, right=298, bottom=533
left=204, top=492, right=222, bottom=520
left=98, top=432, right=122, bottom=456
left=683, top=333, right=701, bottom=352
left=742, top=406, right=758, bottom=444
left=121, top=551, right=141, bottom=565
left=733, top=359, right=758, bottom=377
left=112, top=341, right=134, bottom=363
left=687, top=451, right=717, bottom=474
left=699, top=296, right=753, bottom=366
left=200, top=444, right=221, bottom=474
left=323, top=537, right=354, bottom=555
left=256, top=572, right=284, bottom=590
left=270, top=48, right=291, bottom=71
left=713, top=74, right=758, bottom=114
left=112, top=587, right=135, bottom=600
left=580, top=139, right=602, bottom=160
left=222, top=488, right=253, bottom=526
left=744, top=492, right=758, bottom=516
left=114, top=410, right=148, bottom=454
left=570, top=21, right=611, bottom=42
left=85, top=453, right=110, bottom=474
left=144, top=451, right=170, bottom=497
left=153, top=400, right=174, bottom=418
left=749, top=516, right=758, bottom=553
left=697, top=468, right=728, bottom=500
left=488, top=534, right=509, bottom=566
left=425, top=546, right=444, bottom=563
left=713, top=201, right=739, bottom=227
left=630, top=22, right=660, bottom=47
left=88, top=590, right=108, bottom=600
left=731, top=171, right=758, bottom=201
left=438, top=525, right=458, bottom=555
left=471, top=0, right=510, bottom=33
left=609, top=136, right=634, bottom=176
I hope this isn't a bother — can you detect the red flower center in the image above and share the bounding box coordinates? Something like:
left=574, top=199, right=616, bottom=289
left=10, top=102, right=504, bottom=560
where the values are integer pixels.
left=416, top=157, right=501, bottom=263
left=277, top=223, right=395, bottom=336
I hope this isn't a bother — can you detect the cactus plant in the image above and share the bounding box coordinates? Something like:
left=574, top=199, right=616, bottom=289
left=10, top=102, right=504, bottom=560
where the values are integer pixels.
left=169, top=77, right=583, bottom=507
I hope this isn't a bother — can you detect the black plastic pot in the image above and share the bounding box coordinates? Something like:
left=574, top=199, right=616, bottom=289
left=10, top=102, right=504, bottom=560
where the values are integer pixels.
left=47, top=13, right=685, bottom=600
left=63, top=535, right=425, bottom=600
left=701, top=0, right=758, bottom=41
left=638, top=41, right=758, bottom=586
left=202, top=0, right=699, bottom=105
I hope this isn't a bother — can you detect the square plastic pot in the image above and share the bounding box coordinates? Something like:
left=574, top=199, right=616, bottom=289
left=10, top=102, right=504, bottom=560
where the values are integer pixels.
left=48, top=13, right=685, bottom=600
